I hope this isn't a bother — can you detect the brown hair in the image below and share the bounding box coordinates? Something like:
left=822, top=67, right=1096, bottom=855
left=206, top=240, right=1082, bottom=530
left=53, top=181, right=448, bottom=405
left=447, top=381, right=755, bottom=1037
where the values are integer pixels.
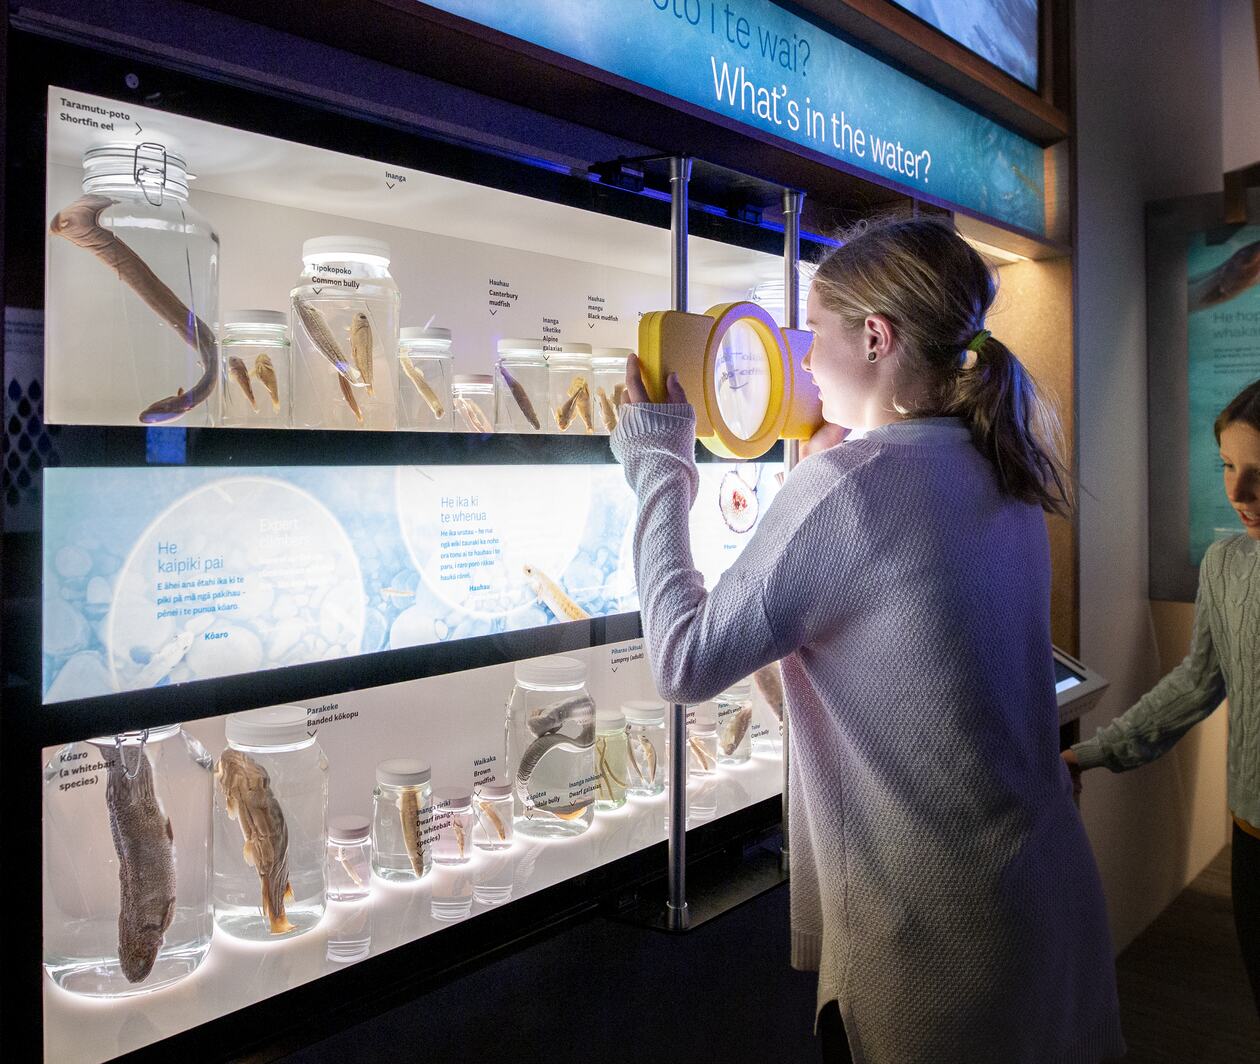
left=1214, top=378, right=1260, bottom=442
left=811, top=217, right=1072, bottom=516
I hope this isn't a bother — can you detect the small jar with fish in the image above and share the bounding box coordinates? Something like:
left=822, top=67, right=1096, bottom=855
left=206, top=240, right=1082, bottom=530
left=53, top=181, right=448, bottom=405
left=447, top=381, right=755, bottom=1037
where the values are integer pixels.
left=687, top=719, right=719, bottom=776
left=714, top=678, right=754, bottom=765
left=219, top=310, right=291, bottom=427
left=594, top=708, right=629, bottom=810
left=290, top=235, right=399, bottom=431
left=591, top=348, right=632, bottom=434
left=46, top=142, right=220, bottom=427
left=506, top=656, right=597, bottom=838
left=213, top=706, right=329, bottom=941
left=431, top=789, right=475, bottom=865
left=398, top=326, right=454, bottom=431
left=493, top=337, right=547, bottom=433
left=42, top=724, right=214, bottom=997
left=623, top=700, right=666, bottom=797
left=371, top=759, right=433, bottom=882
left=471, top=781, right=514, bottom=851
left=326, top=814, right=372, bottom=902
left=451, top=373, right=495, bottom=433
left=547, top=344, right=595, bottom=434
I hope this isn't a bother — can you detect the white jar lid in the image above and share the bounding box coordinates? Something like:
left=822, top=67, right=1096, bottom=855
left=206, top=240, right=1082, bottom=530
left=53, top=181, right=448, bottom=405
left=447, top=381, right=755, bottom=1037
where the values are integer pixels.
left=302, top=235, right=391, bottom=264
left=225, top=705, right=309, bottom=747
left=401, top=326, right=451, bottom=342
left=592, top=347, right=634, bottom=359
left=376, top=758, right=431, bottom=787
left=433, top=788, right=472, bottom=808
left=328, top=814, right=371, bottom=844
left=514, top=655, right=586, bottom=687
left=558, top=342, right=592, bottom=354
left=622, top=700, right=666, bottom=723
left=688, top=720, right=717, bottom=736
left=721, top=678, right=753, bottom=696
left=452, top=373, right=492, bottom=387
left=224, top=309, right=287, bottom=327
left=497, top=337, right=545, bottom=353
left=597, top=708, right=626, bottom=730
left=476, top=782, right=512, bottom=799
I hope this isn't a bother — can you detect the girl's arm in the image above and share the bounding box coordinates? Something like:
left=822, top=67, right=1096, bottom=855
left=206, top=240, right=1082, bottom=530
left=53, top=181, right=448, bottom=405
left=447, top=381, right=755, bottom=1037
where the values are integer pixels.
left=1072, top=555, right=1225, bottom=771
left=611, top=401, right=866, bottom=706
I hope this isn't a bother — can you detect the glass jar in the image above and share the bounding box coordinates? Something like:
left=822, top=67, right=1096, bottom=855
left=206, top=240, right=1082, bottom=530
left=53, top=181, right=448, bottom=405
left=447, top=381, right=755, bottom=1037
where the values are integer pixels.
left=594, top=708, right=629, bottom=811
left=623, top=700, right=666, bottom=797
left=43, top=725, right=213, bottom=997
left=506, top=655, right=596, bottom=838
left=213, top=706, right=329, bottom=940
left=687, top=720, right=718, bottom=776
left=472, top=781, right=514, bottom=851
left=431, top=870, right=474, bottom=922
left=326, top=814, right=371, bottom=901
left=715, top=678, right=754, bottom=765
left=493, top=338, right=547, bottom=433
left=752, top=661, right=785, bottom=756
left=219, top=310, right=291, bottom=428
left=547, top=344, right=594, bottom=434
left=398, top=326, right=454, bottom=431
left=46, top=142, right=220, bottom=428
left=290, top=235, right=399, bottom=430
left=452, top=373, right=495, bottom=433
left=591, top=348, right=631, bottom=435
left=432, top=789, right=474, bottom=865
left=371, top=759, right=433, bottom=881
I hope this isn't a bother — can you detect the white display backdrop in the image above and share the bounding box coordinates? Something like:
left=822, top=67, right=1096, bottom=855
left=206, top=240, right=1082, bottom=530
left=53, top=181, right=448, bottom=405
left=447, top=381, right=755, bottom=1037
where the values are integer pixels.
left=42, top=640, right=785, bottom=1064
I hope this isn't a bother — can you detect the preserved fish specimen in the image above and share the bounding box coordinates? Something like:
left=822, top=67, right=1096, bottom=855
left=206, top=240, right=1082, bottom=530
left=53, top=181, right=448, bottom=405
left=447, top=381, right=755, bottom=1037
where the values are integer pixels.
left=720, top=706, right=753, bottom=756
left=255, top=353, right=281, bottom=413
left=523, top=563, right=589, bottom=621
left=455, top=394, right=493, bottom=432
left=613, top=383, right=628, bottom=409
left=350, top=312, right=374, bottom=395
left=515, top=694, right=596, bottom=820
left=398, top=785, right=427, bottom=876
left=227, top=356, right=257, bottom=411
left=572, top=378, right=594, bottom=433
left=49, top=194, right=219, bottom=424
left=338, top=374, right=365, bottom=425
left=291, top=296, right=362, bottom=383
left=103, top=739, right=177, bottom=983
left=477, top=799, right=508, bottom=842
left=400, top=356, right=445, bottom=418
left=754, top=662, right=785, bottom=722
left=214, top=749, right=294, bottom=935
left=497, top=361, right=541, bottom=429
left=595, top=386, right=618, bottom=432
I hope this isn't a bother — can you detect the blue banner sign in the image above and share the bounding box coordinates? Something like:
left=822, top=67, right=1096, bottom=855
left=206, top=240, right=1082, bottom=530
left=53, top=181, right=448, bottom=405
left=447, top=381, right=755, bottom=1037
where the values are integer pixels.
left=419, top=0, right=1046, bottom=234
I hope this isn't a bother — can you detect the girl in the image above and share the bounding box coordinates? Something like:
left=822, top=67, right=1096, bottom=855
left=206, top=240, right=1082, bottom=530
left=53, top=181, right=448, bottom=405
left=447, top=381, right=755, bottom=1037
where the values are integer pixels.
left=1065, top=377, right=1260, bottom=1017
left=611, top=217, right=1125, bottom=1063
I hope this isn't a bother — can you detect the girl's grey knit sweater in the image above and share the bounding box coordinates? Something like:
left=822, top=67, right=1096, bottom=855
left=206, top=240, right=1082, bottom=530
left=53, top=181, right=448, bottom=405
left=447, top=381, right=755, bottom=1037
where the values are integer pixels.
left=1074, top=534, right=1259, bottom=826
left=612, top=404, right=1126, bottom=1064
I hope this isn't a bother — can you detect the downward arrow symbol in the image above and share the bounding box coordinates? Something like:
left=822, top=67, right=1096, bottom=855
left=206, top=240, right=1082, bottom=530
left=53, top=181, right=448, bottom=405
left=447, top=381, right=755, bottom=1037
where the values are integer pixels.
left=307, top=729, right=317, bottom=738
left=490, top=308, right=498, bottom=316
left=588, top=322, right=595, bottom=329
left=611, top=665, right=619, bottom=673
left=386, top=181, right=395, bottom=189
left=312, top=287, right=323, bottom=295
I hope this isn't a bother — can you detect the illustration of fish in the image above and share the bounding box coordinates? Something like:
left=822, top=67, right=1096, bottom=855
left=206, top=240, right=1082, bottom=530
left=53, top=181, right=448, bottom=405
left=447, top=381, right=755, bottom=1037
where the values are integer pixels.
left=338, top=373, right=365, bottom=425
left=133, top=630, right=195, bottom=688
left=455, top=395, right=493, bottom=433
left=215, top=748, right=295, bottom=934
left=496, top=361, right=541, bottom=429
left=379, top=586, right=416, bottom=602
left=1011, top=163, right=1040, bottom=198
left=291, top=297, right=363, bottom=384
left=50, top=194, right=220, bottom=424
left=476, top=799, right=508, bottom=841
left=595, top=386, right=619, bottom=432
left=1189, top=240, right=1260, bottom=311
left=397, top=785, right=427, bottom=876
left=228, top=355, right=257, bottom=411
left=720, top=707, right=753, bottom=756
left=753, top=662, right=785, bottom=722
left=254, top=353, right=281, bottom=412
left=350, top=312, right=374, bottom=396
left=399, top=356, right=445, bottom=419
left=523, top=563, right=590, bottom=621
left=103, top=739, right=176, bottom=983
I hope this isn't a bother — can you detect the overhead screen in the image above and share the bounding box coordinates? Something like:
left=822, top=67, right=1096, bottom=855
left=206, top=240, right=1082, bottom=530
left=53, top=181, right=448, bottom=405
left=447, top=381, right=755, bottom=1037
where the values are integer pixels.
left=890, top=0, right=1039, bottom=90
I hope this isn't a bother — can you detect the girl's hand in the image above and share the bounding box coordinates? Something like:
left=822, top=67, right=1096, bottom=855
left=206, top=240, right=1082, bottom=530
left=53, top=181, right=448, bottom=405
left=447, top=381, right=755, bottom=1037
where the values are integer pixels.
left=625, top=352, right=688, bottom=405
left=801, top=422, right=849, bottom=458
left=1061, top=748, right=1083, bottom=800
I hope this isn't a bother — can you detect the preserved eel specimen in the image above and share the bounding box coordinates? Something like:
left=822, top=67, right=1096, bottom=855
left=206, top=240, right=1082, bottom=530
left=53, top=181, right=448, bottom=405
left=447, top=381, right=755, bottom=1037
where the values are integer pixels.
left=291, top=297, right=363, bottom=384
left=103, top=738, right=176, bottom=983
left=397, top=785, right=427, bottom=876
left=49, top=194, right=219, bottom=424
left=255, top=353, right=281, bottom=412
left=720, top=707, right=753, bottom=756
left=497, top=361, right=541, bottom=429
left=399, top=356, right=445, bottom=419
left=516, top=695, right=596, bottom=821
left=215, top=748, right=295, bottom=934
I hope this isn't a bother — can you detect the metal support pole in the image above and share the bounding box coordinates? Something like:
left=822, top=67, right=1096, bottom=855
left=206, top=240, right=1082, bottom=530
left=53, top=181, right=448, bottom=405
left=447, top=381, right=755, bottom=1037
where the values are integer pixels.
left=665, top=156, right=692, bottom=931
left=780, top=188, right=805, bottom=875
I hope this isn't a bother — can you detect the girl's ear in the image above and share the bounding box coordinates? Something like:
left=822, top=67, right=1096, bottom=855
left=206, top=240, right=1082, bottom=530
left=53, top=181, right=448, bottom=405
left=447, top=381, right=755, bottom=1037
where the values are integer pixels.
left=864, top=315, right=896, bottom=360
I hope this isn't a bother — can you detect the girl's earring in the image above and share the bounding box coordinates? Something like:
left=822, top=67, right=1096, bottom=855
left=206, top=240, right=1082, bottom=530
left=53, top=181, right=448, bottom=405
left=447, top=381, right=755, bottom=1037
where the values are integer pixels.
left=866, top=350, right=878, bottom=363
